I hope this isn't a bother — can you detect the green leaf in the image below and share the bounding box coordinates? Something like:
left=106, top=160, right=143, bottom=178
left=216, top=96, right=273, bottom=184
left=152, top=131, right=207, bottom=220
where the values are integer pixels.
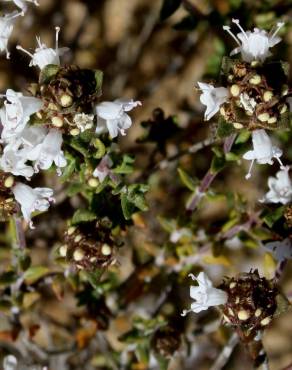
left=72, top=209, right=97, bottom=225
left=23, top=266, right=49, bottom=284
left=92, top=138, right=106, bottom=159
left=210, top=155, right=226, bottom=174
left=86, top=270, right=104, bottom=290
left=121, top=193, right=136, bottom=220
left=94, top=70, right=103, bottom=95
left=60, top=154, right=77, bottom=182
left=160, top=0, right=181, bottom=20
left=178, top=168, right=197, bottom=191
left=217, top=117, right=235, bottom=138
left=263, top=206, right=284, bottom=228
left=235, top=130, right=250, bottom=144
left=113, top=155, right=135, bottom=174
left=70, top=137, right=89, bottom=157
left=0, top=271, right=18, bottom=287
left=39, top=64, right=59, bottom=84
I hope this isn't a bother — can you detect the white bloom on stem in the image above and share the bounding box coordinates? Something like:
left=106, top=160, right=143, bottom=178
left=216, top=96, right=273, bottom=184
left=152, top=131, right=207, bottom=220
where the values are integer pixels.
left=0, top=89, right=42, bottom=141
left=73, top=113, right=94, bottom=133
left=243, top=129, right=284, bottom=179
left=181, top=272, right=227, bottom=316
left=25, top=129, right=67, bottom=174
left=260, top=167, right=292, bottom=204
left=197, top=82, right=228, bottom=121
left=3, top=355, right=17, bottom=370
left=264, top=238, right=292, bottom=262
left=16, top=27, right=68, bottom=69
left=12, top=183, right=54, bottom=228
left=0, top=12, right=22, bottom=58
left=223, top=19, right=284, bottom=62
left=95, top=99, right=142, bottom=138
left=93, top=155, right=113, bottom=182
left=0, top=145, right=34, bottom=178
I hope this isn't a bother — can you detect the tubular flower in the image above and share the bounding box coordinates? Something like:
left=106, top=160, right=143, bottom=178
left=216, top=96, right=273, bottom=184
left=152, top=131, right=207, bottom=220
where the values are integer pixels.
left=197, top=82, right=229, bottom=121
left=12, top=183, right=54, bottom=228
left=0, top=89, right=42, bottom=142
left=0, top=12, right=22, bottom=58
left=8, top=0, right=39, bottom=14
left=264, top=238, right=292, bottom=262
left=16, top=27, right=68, bottom=69
left=95, top=99, right=142, bottom=138
left=243, top=129, right=284, bottom=179
left=260, top=168, right=292, bottom=205
left=181, top=272, right=227, bottom=316
left=223, top=19, right=284, bottom=62
left=25, top=129, right=67, bottom=175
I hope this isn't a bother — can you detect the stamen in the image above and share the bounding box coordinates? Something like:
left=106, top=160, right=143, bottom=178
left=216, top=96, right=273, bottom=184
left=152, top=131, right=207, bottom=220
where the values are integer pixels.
left=270, top=22, right=284, bottom=41
left=36, top=36, right=43, bottom=49
left=275, top=156, right=285, bottom=170
left=232, top=19, right=249, bottom=41
left=55, top=26, right=60, bottom=50
left=188, top=273, right=197, bottom=281
left=245, top=159, right=255, bottom=180
left=223, top=25, right=240, bottom=45
left=181, top=309, right=192, bottom=317
left=16, top=45, right=33, bottom=58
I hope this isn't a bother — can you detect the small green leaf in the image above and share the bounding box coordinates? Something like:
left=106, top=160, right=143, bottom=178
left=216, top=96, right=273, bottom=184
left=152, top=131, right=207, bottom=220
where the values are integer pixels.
left=0, top=271, right=18, bottom=287
left=113, top=155, right=135, bottom=174
left=121, top=193, right=136, bottom=220
left=60, top=154, right=77, bottom=182
left=263, top=206, right=284, bottom=228
left=217, top=118, right=235, bottom=138
left=23, top=266, right=49, bottom=284
left=39, top=64, right=59, bottom=84
left=210, top=155, right=226, bottom=174
left=178, top=168, right=197, bottom=191
left=94, top=70, right=103, bottom=95
left=72, top=209, right=97, bottom=225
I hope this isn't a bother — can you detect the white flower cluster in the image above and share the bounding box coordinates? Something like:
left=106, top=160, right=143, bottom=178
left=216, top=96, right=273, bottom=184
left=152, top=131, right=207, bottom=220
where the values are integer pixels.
left=0, top=27, right=141, bottom=228
left=197, top=20, right=291, bottom=204
left=0, top=1, right=39, bottom=58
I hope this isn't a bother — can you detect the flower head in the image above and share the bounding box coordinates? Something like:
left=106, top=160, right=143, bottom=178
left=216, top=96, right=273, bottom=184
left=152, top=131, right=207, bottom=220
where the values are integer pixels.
left=0, top=12, right=22, bottom=58
left=181, top=272, right=227, bottom=316
left=95, top=99, right=142, bottom=138
left=243, top=129, right=284, bottom=179
left=260, top=168, right=292, bottom=204
left=12, top=183, right=54, bottom=228
left=197, top=82, right=228, bottom=121
left=73, top=113, right=94, bottom=133
left=16, top=27, right=68, bottom=69
left=223, top=19, right=284, bottom=62
left=0, top=89, right=42, bottom=142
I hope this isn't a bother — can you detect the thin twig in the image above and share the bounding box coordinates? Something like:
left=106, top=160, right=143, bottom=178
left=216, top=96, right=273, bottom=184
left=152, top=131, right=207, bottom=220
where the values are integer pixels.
left=209, top=333, right=239, bottom=370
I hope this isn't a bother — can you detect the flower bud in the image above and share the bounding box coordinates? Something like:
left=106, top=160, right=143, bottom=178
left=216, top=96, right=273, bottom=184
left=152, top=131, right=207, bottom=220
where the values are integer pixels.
left=250, top=75, right=261, bottom=85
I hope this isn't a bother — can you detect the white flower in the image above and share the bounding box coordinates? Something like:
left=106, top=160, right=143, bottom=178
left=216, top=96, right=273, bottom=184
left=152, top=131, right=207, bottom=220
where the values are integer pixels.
left=260, top=168, right=292, bottom=204
left=223, top=19, right=284, bottom=62
left=264, top=238, right=292, bottom=262
left=197, top=82, right=228, bottom=121
left=25, top=129, right=67, bottom=174
left=243, top=129, right=284, bottom=179
left=0, top=12, right=22, bottom=58
left=95, top=99, right=142, bottom=138
left=3, top=355, right=17, bottom=370
left=16, top=27, right=68, bottom=69
left=181, top=272, right=227, bottom=316
left=93, top=155, right=113, bottom=182
left=12, top=183, right=54, bottom=228
left=8, top=0, right=39, bottom=14
left=0, top=145, right=34, bottom=178
left=0, top=89, right=42, bottom=141
left=73, top=113, right=94, bottom=133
